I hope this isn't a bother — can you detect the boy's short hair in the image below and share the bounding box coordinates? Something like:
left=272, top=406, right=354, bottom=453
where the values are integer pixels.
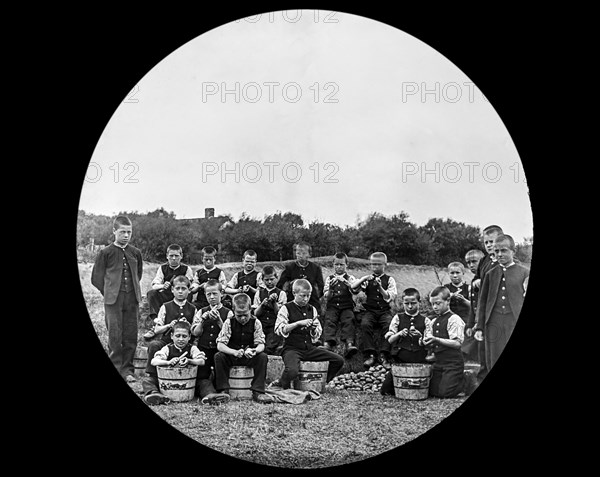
left=402, top=288, right=421, bottom=301
left=243, top=249, right=257, bottom=260
left=334, top=252, right=348, bottom=263
left=201, top=246, right=217, bottom=256
left=167, top=244, right=183, bottom=254
left=292, top=278, right=312, bottom=293
left=171, top=320, right=191, bottom=334
left=204, top=278, right=222, bottom=292
left=113, top=215, right=132, bottom=229
left=430, top=286, right=451, bottom=301
left=262, top=265, right=277, bottom=277
left=294, top=242, right=312, bottom=254
left=370, top=252, right=387, bottom=262
left=232, top=293, right=252, bottom=309
left=171, top=275, right=191, bottom=288
left=494, top=234, right=516, bottom=250
left=447, top=262, right=465, bottom=273
left=482, top=225, right=503, bottom=236
left=465, top=249, right=484, bottom=261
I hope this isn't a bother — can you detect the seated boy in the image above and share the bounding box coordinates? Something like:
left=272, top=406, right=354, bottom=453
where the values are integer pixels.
left=274, top=279, right=344, bottom=389
left=190, top=246, right=227, bottom=310
left=142, top=320, right=208, bottom=405
left=423, top=286, right=477, bottom=398
left=252, top=265, right=286, bottom=355
left=144, top=244, right=195, bottom=340
left=143, top=276, right=197, bottom=389
left=191, top=279, right=233, bottom=387
left=380, top=288, right=430, bottom=395
left=224, top=249, right=263, bottom=305
left=213, top=293, right=273, bottom=403
left=322, top=252, right=359, bottom=358
left=351, top=252, right=398, bottom=369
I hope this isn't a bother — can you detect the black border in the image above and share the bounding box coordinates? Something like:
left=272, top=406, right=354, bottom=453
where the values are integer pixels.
left=56, top=6, right=548, bottom=474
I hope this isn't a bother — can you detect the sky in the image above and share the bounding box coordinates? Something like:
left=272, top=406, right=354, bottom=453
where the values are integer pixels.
left=79, top=10, right=533, bottom=242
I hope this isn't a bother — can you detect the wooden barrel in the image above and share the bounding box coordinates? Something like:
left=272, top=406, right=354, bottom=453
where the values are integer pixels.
left=133, top=346, right=148, bottom=377
left=293, top=361, right=329, bottom=393
left=229, top=366, right=254, bottom=400
left=392, top=363, right=432, bottom=400
left=157, top=365, right=198, bottom=402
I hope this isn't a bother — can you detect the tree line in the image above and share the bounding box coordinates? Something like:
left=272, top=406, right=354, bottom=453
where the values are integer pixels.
left=76, top=208, right=533, bottom=266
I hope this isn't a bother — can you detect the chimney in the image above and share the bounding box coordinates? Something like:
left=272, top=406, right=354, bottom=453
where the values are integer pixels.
left=205, top=208, right=215, bottom=219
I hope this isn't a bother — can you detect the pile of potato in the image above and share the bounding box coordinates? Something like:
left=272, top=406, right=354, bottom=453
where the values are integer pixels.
left=328, top=365, right=387, bottom=392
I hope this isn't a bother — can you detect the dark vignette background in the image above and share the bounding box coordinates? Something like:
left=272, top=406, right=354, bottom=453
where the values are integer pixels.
left=47, top=5, right=553, bottom=475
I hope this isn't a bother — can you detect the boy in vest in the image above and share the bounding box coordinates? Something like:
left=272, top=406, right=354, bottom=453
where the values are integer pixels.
left=273, top=279, right=344, bottom=390
left=224, top=249, right=263, bottom=305
left=443, top=261, right=472, bottom=362
left=144, top=244, right=195, bottom=340
left=191, top=279, right=233, bottom=387
left=322, top=252, right=359, bottom=358
left=474, top=234, right=529, bottom=373
left=380, top=288, right=431, bottom=395
left=471, top=225, right=503, bottom=383
left=190, top=246, right=227, bottom=310
left=253, top=265, right=286, bottom=355
left=91, top=215, right=143, bottom=383
left=143, top=320, right=214, bottom=405
left=423, top=286, right=477, bottom=398
left=277, top=242, right=324, bottom=311
left=143, top=276, right=197, bottom=390
left=351, top=252, right=398, bottom=370
left=214, top=293, right=273, bottom=403
left=463, top=249, right=485, bottom=363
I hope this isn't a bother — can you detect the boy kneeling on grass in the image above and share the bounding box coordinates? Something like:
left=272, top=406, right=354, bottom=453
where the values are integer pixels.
left=423, top=286, right=477, bottom=398
left=143, top=320, right=221, bottom=405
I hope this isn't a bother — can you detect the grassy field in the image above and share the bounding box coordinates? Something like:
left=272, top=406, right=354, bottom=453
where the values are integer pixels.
left=78, top=257, right=472, bottom=468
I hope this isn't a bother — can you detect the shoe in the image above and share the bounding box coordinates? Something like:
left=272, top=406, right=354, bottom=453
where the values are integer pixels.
left=125, top=374, right=136, bottom=383
left=143, top=329, right=156, bottom=340
left=268, top=379, right=282, bottom=388
left=144, top=392, right=169, bottom=405
left=344, top=342, right=359, bottom=359
left=201, top=392, right=230, bottom=405
left=463, top=369, right=478, bottom=396
left=380, top=355, right=392, bottom=370
left=363, top=354, right=376, bottom=368
left=253, top=392, right=274, bottom=404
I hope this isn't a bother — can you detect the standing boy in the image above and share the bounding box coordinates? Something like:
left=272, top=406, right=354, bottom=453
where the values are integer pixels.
left=213, top=293, right=273, bottom=403
left=472, top=225, right=503, bottom=382
left=274, top=279, right=344, bottom=390
left=322, top=252, right=359, bottom=358
left=443, top=261, right=472, bottom=361
left=380, top=288, right=430, bottom=395
left=423, top=286, right=476, bottom=398
left=253, top=265, right=287, bottom=355
left=474, top=234, right=529, bottom=372
left=91, top=215, right=143, bottom=382
left=144, top=244, right=194, bottom=340
left=464, top=249, right=485, bottom=362
left=351, top=252, right=398, bottom=369
left=190, top=246, right=227, bottom=310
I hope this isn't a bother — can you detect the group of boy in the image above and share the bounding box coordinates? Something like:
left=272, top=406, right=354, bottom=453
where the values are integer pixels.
left=91, top=216, right=529, bottom=405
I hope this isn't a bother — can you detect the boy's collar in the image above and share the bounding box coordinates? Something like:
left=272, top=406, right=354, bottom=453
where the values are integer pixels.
left=173, top=342, right=188, bottom=351
left=202, top=265, right=216, bottom=271
left=500, top=261, right=515, bottom=269
left=168, top=263, right=181, bottom=270
left=450, top=281, right=465, bottom=288
left=113, top=242, right=128, bottom=249
left=173, top=298, right=188, bottom=306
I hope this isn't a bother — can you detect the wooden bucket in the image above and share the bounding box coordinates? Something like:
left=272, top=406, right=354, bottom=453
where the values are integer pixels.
left=229, top=366, right=254, bottom=400
left=293, top=361, right=329, bottom=393
left=157, top=365, right=198, bottom=402
left=133, top=347, right=148, bottom=377
left=392, top=363, right=432, bottom=400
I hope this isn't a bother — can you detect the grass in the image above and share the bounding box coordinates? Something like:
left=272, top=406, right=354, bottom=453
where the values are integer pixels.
left=78, top=258, right=472, bottom=468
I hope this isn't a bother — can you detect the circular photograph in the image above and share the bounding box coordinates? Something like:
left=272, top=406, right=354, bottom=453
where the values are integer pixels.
left=77, top=10, right=533, bottom=469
